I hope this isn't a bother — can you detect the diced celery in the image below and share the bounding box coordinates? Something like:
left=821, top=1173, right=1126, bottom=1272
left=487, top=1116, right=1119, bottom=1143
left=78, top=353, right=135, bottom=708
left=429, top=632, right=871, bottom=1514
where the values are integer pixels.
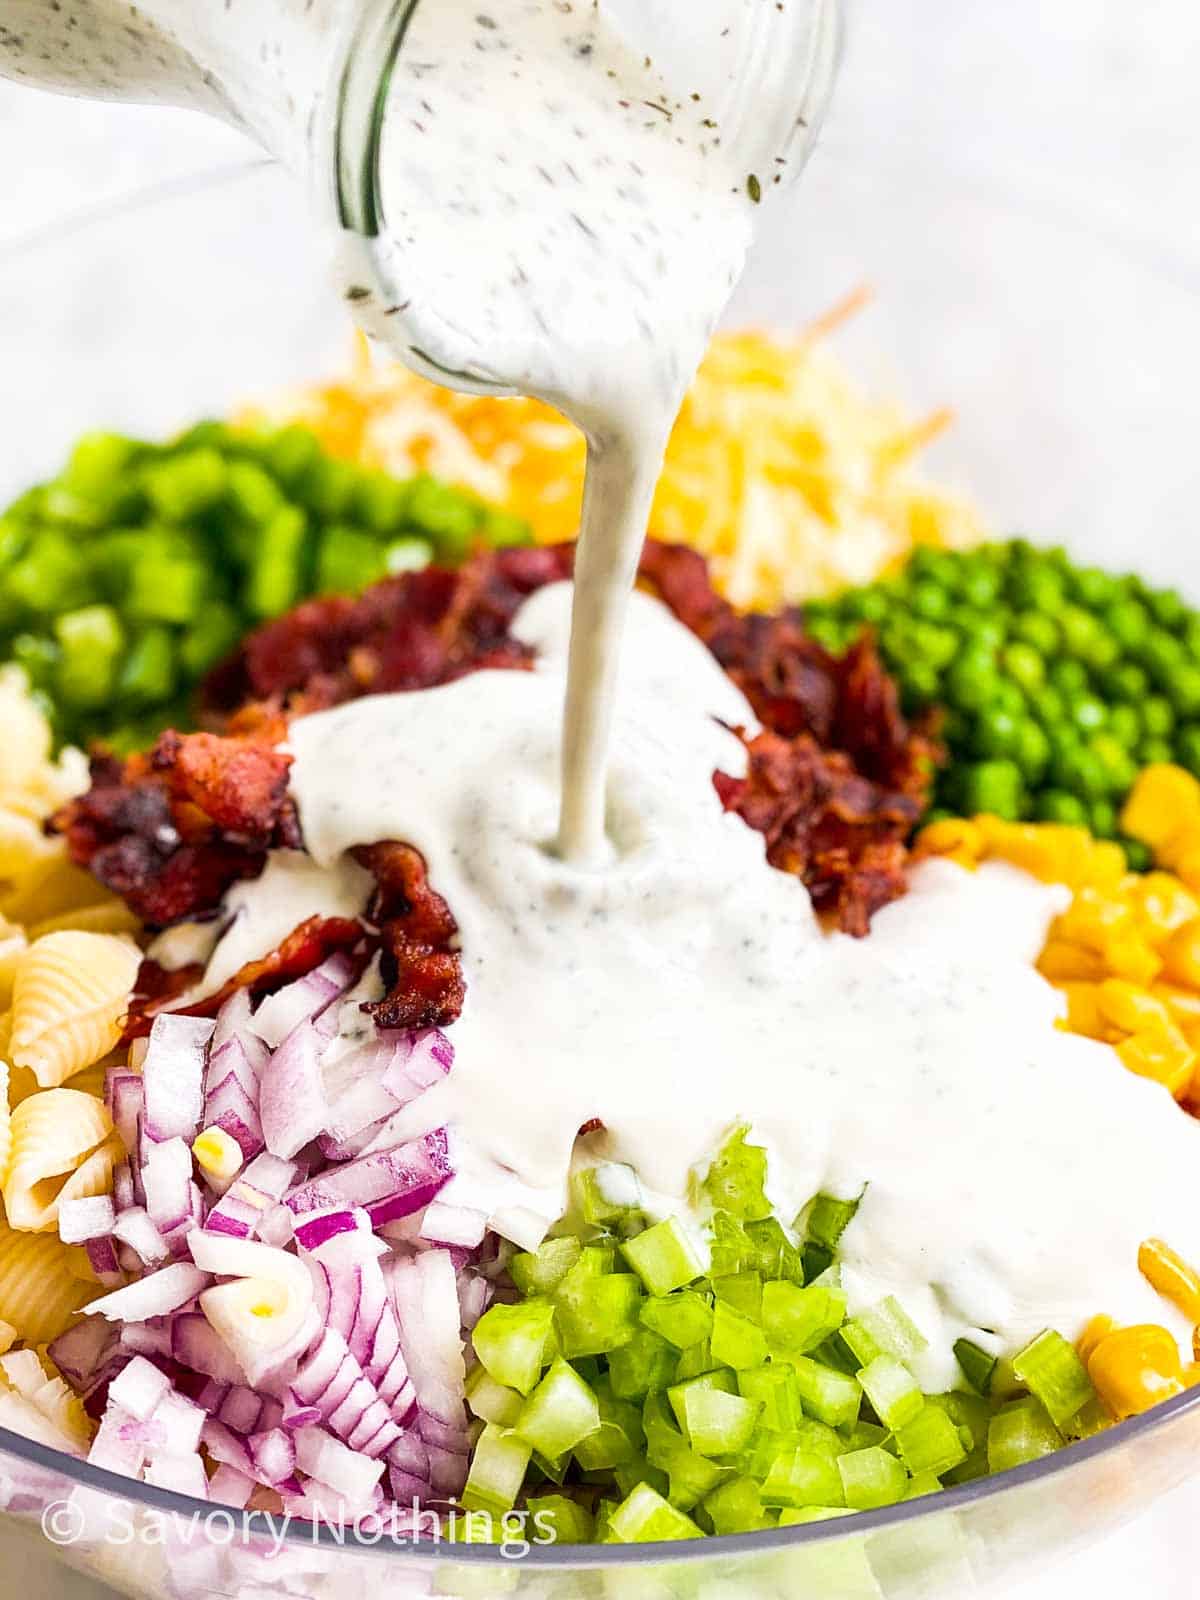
left=142, top=448, right=227, bottom=521
left=674, top=1338, right=720, bottom=1382
left=6, top=531, right=92, bottom=614
left=530, top=1447, right=569, bottom=1485
left=758, top=1230, right=806, bottom=1283
left=703, top=1476, right=776, bottom=1535
left=804, top=1191, right=863, bottom=1249
left=838, top=1420, right=888, bottom=1453
left=639, top=1290, right=714, bottom=1351
left=710, top=1301, right=768, bottom=1371
left=857, top=1354, right=925, bottom=1432
left=954, top=1337, right=999, bottom=1396
left=555, top=1273, right=643, bottom=1358
left=667, top=1372, right=738, bottom=1433
left=704, top=1127, right=771, bottom=1221
left=247, top=503, right=307, bottom=618
left=227, top=459, right=286, bottom=523
left=894, top=1406, right=968, bottom=1477
left=573, top=1382, right=643, bottom=1470
left=355, top=469, right=411, bottom=533
left=622, top=1217, right=706, bottom=1296
left=905, top=1471, right=943, bottom=1500
left=837, top=1446, right=908, bottom=1511
left=679, top=1389, right=761, bottom=1458
left=986, top=1399, right=1064, bottom=1474
left=613, top=1455, right=670, bottom=1503
left=926, top=1389, right=991, bottom=1452
left=1065, top=1395, right=1112, bottom=1442
left=465, top=1365, right=524, bottom=1428
left=118, top=625, right=176, bottom=707
left=801, top=1243, right=835, bottom=1283
left=607, top=1483, right=704, bottom=1543
left=762, top=1448, right=845, bottom=1510
left=607, top=1328, right=677, bottom=1398
left=315, top=524, right=386, bottom=595
left=406, top=473, right=482, bottom=559
left=516, top=1358, right=601, bottom=1458
left=460, top=1424, right=533, bottom=1516
left=643, top=1393, right=730, bottom=1509
left=480, top=508, right=532, bottom=549
left=594, top=1500, right=619, bottom=1543
left=63, top=432, right=141, bottom=513
left=576, top=1164, right=641, bottom=1226
left=778, top=1506, right=853, bottom=1526
left=300, top=455, right=361, bottom=519
left=179, top=600, right=241, bottom=676
left=737, top=1364, right=803, bottom=1433
left=762, top=1282, right=847, bottom=1355
left=262, top=425, right=322, bottom=489
left=510, top=1236, right=582, bottom=1298
left=790, top=1356, right=862, bottom=1428
left=1011, top=1329, right=1095, bottom=1429
left=840, top=1298, right=927, bottom=1367
left=473, top=1299, right=556, bottom=1395
left=711, top=1271, right=763, bottom=1322
left=127, top=548, right=209, bottom=624
left=54, top=604, right=124, bottom=708
left=526, top=1494, right=594, bottom=1546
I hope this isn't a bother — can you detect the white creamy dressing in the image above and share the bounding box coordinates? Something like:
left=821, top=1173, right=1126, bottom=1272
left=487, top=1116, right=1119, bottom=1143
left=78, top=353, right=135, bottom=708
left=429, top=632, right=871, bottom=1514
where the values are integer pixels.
left=279, top=583, right=1200, bottom=1385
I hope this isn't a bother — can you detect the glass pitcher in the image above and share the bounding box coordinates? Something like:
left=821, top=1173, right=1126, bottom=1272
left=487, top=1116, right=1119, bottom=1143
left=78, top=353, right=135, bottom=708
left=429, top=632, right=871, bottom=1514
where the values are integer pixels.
left=0, top=0, right=841, bottom=394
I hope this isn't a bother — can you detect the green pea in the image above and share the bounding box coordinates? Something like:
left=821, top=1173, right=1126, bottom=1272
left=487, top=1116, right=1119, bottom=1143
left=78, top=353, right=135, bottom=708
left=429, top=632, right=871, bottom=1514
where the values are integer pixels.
left=902, top=662, right=941, bottom=711
left=1140, top=629, right=1185, bottom=685
left=1139, top=737, right=1175, bottom=765
left=992, top=679, right=1026, bottom=718
left=1089, top=734, right=1136, bottom=795
left=947, top=650, right=999, bottom=713
left=1015, top=720, right=1051, bottom=782
left=1103, top=599, right=1151, bottom=651
left=1142, top=696, right=1175, bottom=738
left=1176, top=726, right=1200, bottom=779
left=1107, top=704, right=1140, bottom=749
left=1088, top=800, right=1118, bottom=839
left=1010, top=567, right=1065, bottom=615
left=1027, top=685, right=1066, bottom=729
left=1000, top=641, right=1045, bottom=693
left=910, top=580, right=951, bottom=621
left=1072, top=567, right=1119, bottom=608
left=957, top=613, right=1007, bottom=654
left=1169, top=665, right=1200, bottom=719
left=959, top=565, right=1001, bottom=609
left=1052, top=744, right=1109, bottom=800
left=1034, top=789, right=1089, bottom=826
left=1067, top=693, right=1107, bottom=735
left=1048, top=658, right=1089, bottom=696
left=1148, top=588, right=1187, bottom=631
left=959, top=760, right=1024, bottom=820
left=1102, top=661, right=1149, bottom=704
left=1011, top=613, right=1059, bottom=655
left=973, top=707, right=1021, bottom=760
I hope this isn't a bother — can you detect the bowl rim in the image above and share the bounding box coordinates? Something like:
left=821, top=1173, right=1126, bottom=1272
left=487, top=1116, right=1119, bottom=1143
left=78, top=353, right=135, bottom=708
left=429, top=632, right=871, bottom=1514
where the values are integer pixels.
left=2, top=1381, right=1199, bottom=1568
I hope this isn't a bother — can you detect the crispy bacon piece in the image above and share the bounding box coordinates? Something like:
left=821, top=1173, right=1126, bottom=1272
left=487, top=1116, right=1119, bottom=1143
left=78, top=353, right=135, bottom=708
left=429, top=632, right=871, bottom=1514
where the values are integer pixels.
left=202, top=545, right=575, bottom=717
left=351, top=843, right=466, bottom=1030
left=123, top=916, right=364, bottom=1037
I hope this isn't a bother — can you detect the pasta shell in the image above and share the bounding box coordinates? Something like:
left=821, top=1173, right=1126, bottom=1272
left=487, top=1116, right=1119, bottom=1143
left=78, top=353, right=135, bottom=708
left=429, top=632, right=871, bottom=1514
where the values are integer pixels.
left=0, top=1217, right=95, bottom=1344
left=3, top=1089, right=116, bottom=1232
left=0, top=670, right=53, bottom=794
left=0, top=919, right=27, bottom=1010
left=0, top=852, right=113, bottom=929
left=0, top=1061, right=9, bottom=1183
left=27, top=899, right=142, bottom=942
left=11, top=931, right=141, bottom=1089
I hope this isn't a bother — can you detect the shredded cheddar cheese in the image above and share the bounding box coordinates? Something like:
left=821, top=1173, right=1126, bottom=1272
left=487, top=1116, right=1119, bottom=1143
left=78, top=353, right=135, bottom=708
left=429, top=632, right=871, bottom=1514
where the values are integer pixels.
left=243, top=290, right=986, bottom=609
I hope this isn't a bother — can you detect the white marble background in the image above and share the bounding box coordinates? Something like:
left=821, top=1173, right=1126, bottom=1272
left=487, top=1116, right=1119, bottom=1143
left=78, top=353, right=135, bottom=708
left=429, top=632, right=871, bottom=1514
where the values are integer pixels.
left=1, top=2, right=1199, bottom=1596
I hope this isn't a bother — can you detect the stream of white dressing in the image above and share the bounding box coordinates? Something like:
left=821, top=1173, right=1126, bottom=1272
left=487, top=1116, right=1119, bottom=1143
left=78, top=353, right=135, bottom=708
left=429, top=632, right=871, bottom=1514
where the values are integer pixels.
left=272, top=582, right=1200, bottom=1389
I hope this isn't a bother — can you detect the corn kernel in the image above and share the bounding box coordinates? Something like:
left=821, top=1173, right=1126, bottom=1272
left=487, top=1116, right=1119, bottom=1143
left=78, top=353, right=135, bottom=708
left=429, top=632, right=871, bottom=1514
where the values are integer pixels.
left=1087, top=1325, right=1185, bottom=1419
left=1120, top=765, right=1200, bottom=852
left=192, top=1125, right=244, bottom=1184
left=1151, top=983, right=1200, bottom=1026
left=1101, top=934, right=1162, bottom=988
left=1057, top=982, right=1106, bottom=1039
left=917, top=818, right=982, bottom=861
left=1077, top=1314, right=1116, bottom=1365
left=1133, top=875, right=1200, bottom=940
left=1037, top=940, right=1107, bottom=983
left=1056, top=889, right=1132, bottom=951
left=1160, top=920, right=1200, bottom=989
left=1087, top=842, right=1129, bottom=890
left=1115, top=1026, right=1196, bottom=1098
left=1095, top=980, right=1172, bottom=1035
left=1138, top=1238, right=1200, bottom=1323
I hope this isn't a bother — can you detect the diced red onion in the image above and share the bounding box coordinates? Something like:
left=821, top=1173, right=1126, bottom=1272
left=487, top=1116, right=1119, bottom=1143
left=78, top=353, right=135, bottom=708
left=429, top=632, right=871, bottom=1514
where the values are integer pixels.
left=113, top=1163, right=136, bottom=1214
left=239, top=1153, right=299, bottom=1201
left=389, top=1250, right=468, bottom=1438
left=88, top=1402, right=146, bottom=1476
left=89, top=1263, right=210, bottom=1323
left=284, top=1131, right=452, bottom=1223
left=389, top=1467, right=433, bottom=1505
left=201, top=1418, right=254, bottom=1475
left=380, top=1029, right=453, bottom=1106
left=208, top=1464, right=255, bottom=1510
left=145, top=1450, right=209, bottom=1499
left=294, top=1426, right=384, bottom=1502
left=107, top=1355, right=170, bottom=1422
left=260, top=1023, right=330, bottom=1161
left=49, top=1319, right=116, bottom=1388
left=169, top=1314, right=247, bottom=1386
left=142, top=1137, right=195, bottom=1233
left=292, top=1207, right=370, bottom=1255
left=118, top=1321, right=172, bottom=1360
left=107, top=1074, right=145, bottom=1157
left=59, top=1194, right=116, bottom=1246
left=248, top=1426, right=297, bottom=1488
left=249, top=957, right=355, bottom=1049
left=153, top=1390, right=205, bottom=1455
left=112, top=1206, right=170, bottom=1267
left=142, top=1014, right=213, bottom=1144
left=212, top=987, right=254, bottom=1055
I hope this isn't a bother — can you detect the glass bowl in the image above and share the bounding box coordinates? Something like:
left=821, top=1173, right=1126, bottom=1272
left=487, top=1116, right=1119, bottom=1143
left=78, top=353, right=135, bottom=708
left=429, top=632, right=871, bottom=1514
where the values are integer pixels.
left=1, top=7, right=1199, bottom=1598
